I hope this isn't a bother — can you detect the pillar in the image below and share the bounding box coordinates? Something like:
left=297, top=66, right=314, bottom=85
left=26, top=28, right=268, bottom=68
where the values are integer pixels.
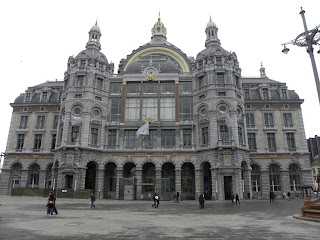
left=39, top=169, right=47, bottom=189
left=211, top=169, right=218, bottom=200
left=195, top=168, right=201, bottom=199
left=155, top=169, right=161, bottom=194
left=175, top=168, right=181, bottom=194
left=96, top=169, right=104, bottom=198
left=115, top=169, right=123, bottom=200
left=136, top=168, right=142, bottom=200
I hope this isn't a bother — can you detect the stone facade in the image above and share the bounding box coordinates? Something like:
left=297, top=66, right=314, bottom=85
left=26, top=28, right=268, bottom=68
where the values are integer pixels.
left=0, top=16, right=313, bottom=200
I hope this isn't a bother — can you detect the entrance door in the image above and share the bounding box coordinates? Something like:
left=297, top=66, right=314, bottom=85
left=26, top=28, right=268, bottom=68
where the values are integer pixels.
left=66, top=175, right=73, bottom=189
left=224, top=176, right=232, bottom=200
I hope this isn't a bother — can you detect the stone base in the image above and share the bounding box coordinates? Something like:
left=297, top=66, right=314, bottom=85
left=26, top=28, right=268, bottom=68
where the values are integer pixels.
left=293, top=214, right=320, bottom=223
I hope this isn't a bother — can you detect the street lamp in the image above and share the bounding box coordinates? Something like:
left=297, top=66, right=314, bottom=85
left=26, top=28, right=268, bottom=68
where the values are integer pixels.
left=282, top=7, right=320, bottom=105
left=0, top=152, right=4, bottom=172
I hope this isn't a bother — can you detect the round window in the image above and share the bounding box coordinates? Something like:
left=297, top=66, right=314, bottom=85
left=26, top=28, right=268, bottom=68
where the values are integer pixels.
left=74, top=107, right=81, bottom=115
left=200, top=108, right=207, bottom=116
left=219, top=106, right=226, bottom=112
left=93, top=110, right=100, bottom=117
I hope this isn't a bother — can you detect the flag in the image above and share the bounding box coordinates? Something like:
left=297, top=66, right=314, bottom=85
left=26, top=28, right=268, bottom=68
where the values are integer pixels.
left=136, top=122, right=149, bottom=137
left=71, top=116, right=82, bottom=126
left=219, top=111, right=236, bottom=127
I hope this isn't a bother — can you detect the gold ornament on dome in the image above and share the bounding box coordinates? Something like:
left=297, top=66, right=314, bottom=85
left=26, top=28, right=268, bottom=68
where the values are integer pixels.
left=145, top=68, right=157, bottom=81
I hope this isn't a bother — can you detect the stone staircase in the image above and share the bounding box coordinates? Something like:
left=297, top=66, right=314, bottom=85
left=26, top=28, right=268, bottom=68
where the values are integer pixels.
left=294, top=197, right=320, bottom=222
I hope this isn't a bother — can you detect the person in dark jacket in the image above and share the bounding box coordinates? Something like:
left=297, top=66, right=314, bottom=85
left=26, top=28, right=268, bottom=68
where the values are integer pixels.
left=236, top=193, right=240, bottom=204
left=46, top=192, right=55, bottom=216
left=230, top=192, right=235, bottom=204
left=152, top=193, right=159, bottom=208
left=49, top=191, right=58, bottom=215
left=90, top=193, right=96, bottom=208
left=176, top=192, right=180, bottom=203
left=199, top=193, right=205, bottom=209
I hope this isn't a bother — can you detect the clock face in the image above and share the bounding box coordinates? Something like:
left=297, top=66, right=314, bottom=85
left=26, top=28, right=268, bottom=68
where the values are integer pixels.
left=147, top=68, right=155, bottom=77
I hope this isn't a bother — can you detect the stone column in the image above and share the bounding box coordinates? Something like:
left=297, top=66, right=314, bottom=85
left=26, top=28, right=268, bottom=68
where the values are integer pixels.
left=96, top=169, right=104, bottom=198
left=135, top=168, right=142, bottom=200
left=39, top=169, right=47, bottom=189
left=218, top=173, right=223, bottom=200
left=261, top=170, right=270, bottom=198
left=281, top=170, right=290, bottom=195
left=211, top=169, right=218, bottom=200
left=115, top=169, right=123, bottom=200
left=195, top=168, right=201, bottom=200
left=155, top=169, right=161, bottom=194
left=175, top=168, right=182, bottom=194
left=78, top=168, right=86, bottom=190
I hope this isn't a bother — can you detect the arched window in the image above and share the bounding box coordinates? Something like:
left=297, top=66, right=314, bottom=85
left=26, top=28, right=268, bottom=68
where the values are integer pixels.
left=162, top=162, right=175, bottom=193
left=85, top=162, right=97, bottom=190
left=269, top=164, right=281, bottom=191
left=29, top=164, right=40, bottom=187
left=181, top=163, right=195, bottom=200
left=11, top=163, right=22, bottom=188
left=251, top=164, right=261, bottom=192
left=289, top=164, right=301, bottom=191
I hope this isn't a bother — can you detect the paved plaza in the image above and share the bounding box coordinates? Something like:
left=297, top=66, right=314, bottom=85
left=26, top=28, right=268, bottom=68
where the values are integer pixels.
left=0, top=195, right=319, bottom=240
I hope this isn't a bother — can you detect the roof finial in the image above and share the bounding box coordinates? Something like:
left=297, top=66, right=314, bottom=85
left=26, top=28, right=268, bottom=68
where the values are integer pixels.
left=95, top=18, right=98, bottom=25
left=158, top=9, right=161, bottom=20
left=210, top=15, right=212, bottom=21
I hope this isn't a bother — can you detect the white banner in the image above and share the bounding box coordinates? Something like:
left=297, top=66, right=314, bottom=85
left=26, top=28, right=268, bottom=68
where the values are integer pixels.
left=136, top=122, right=149, bottom=137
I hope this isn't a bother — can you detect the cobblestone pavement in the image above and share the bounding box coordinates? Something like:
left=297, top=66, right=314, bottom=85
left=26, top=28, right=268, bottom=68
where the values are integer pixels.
left=0, top=195, right=319, bottom=240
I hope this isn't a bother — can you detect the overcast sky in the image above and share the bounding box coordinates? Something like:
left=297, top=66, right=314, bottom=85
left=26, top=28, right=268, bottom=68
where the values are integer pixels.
left=0, top=0, right=319, bottom=156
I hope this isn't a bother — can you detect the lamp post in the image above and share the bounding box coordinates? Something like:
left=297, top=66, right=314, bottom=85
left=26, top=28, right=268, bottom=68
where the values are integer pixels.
left=0, top=152, right=4, bottom=170
left=282, top=7, right=320, bottom=105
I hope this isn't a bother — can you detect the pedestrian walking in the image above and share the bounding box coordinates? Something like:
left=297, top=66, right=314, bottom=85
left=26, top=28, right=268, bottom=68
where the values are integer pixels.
left=46, top=192, right=55, bottom=216
left=173, top=192, right=176, bottom=203
left=199, top=193, right=205, bottom=209
left=287, top=192, right=291, bottom=201
left=152, top=193, right=159, bottom=208
left=49, top=191, right=58, bottom=215
left=230, top=192, right=235, bottom=204
left=247, top=192, right=250, bottom=200
left=90, top=193, right=96, bottom=208
left=236, top=193, right=240, bottom=204
left=270, top=191, right=272, bottom=202
left=176, top=191, right=180, bottom=203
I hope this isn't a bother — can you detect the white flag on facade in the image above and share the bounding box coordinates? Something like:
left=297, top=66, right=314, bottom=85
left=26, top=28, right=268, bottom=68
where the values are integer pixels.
left=71, top=116, right=82, bottom=126
left=136, top=122, right=149, bottom=137
left=219, top=111, right=236, bottom=127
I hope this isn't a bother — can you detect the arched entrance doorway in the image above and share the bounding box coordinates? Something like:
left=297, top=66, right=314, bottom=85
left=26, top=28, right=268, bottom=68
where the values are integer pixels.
left=105, top=162, right=117, bottom=199
left=162, top=162, right=175, bottom=199
left=85, top=161, right=97, bottom=192
left=120, top=162, right=136, bottom=200
left=181, top=162, right=195, bottom=200
left=142, top=162, right=155, bottom=199
left=201, top=162, right=212, bottom=200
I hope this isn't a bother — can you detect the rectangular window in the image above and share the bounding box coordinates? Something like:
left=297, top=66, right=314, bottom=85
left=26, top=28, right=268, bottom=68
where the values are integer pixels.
left=201, top=125, right=209, bottom=145
left=218, top=92, right=226, bottom=96
left=262, top=88, right=269, bottom=99
left=179, top=82, right=192, bottom=94
left=161, top=83, right=175, bottom=94
left=160, top=98, right=175, bottom=121
left=71, top=126, right=80, bottom=143
left=142, top=98, right=158, bottom=120
left=91, top=128, right=99, bottom=145
left=143, top=82, right=158, bottom=94
left=16, top=134, right=25, bottom=149
left=220, top=125, right=229, bottom=142
left=77, top=76, right=84, bottom=86
left=36, top=116, right=45, bottom=129
left=96, top=78, right=103, bottom=89
left=25, top=93, right=31, bottom=102
left=20, top=116, right=28, bottom=129
left=80, top=60, right=86, bottom=69
left=125, top=98, right=140, bottom=120
left=51, top=134, right=56, bottom=149
left=143, top=129, right=157, bottom=148
left=179, top=97, right=193, bottom=121
left=75, top=94, right=83, bottom=98
left=108, top=129, right=117, bottom=147
left=124, top=130, right=136, bottom=149
left=42, top=92, right=48, bottom=102
left=199, top=77, right=204, bottom=88
left=110, top=83, right=122, bottom=95
left=126, top=83, right=140, bottom=94
left=244, top=89, right=250, bottom=99
left=183, top=129, right=192, bottom=148
left=33, top=134, right=42, bottom=149
left=95, top=96, right=101, bottom=101
left=283, top=113, right=293, bottom=127
left=53, top=115, right=59, bottom=129
left=217, top=73, right=224, bottom=85
left=267, top=133, right=277, bottom=152
left=238, top=127, right=243, bottom=145
left=247, top=133, right=257, bottom=150
left=286, top=133, right=296, bottom=150
left=281, top=89, right=287, bottom=99
left=264, top=113, right=274, bottom=128
left=246, top=113, right=255, bottom=128
left=216, top=56, right=222, bottom=66
left=110, top=98, right=122, bottom=121
left=161, top=130, right=175, bottom=148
